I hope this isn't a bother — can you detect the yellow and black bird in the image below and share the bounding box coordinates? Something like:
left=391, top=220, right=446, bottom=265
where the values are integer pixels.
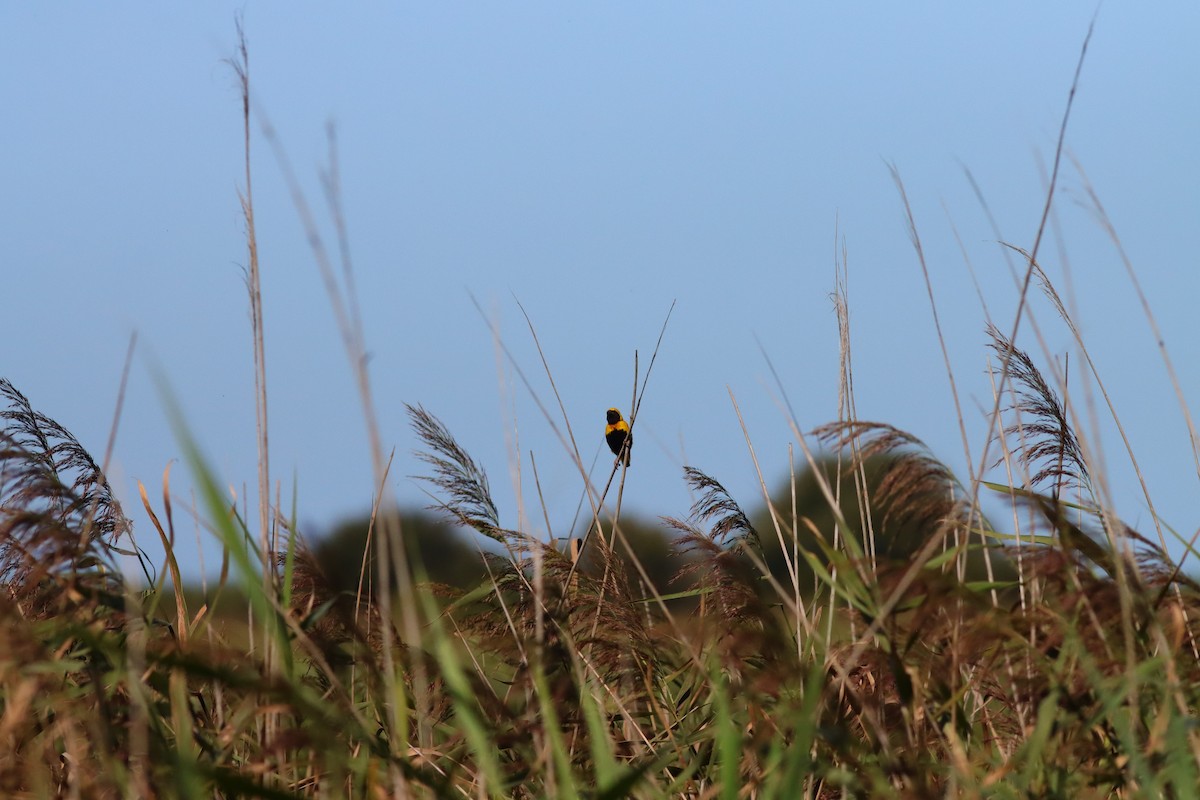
left=605, top=408, right=632, bottom=467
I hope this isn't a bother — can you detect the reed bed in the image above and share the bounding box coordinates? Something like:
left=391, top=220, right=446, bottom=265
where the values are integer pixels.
left=3, top=22, right=1198, bottom=799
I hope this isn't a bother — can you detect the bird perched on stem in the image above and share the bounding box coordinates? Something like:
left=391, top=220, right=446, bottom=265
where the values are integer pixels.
left=605, top=408, right=632, bottom=467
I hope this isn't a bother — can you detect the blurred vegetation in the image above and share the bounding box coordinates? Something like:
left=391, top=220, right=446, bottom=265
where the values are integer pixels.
left=340, top=451, right=1008, bottom=617
left=752, top=453, right=1019, bottom=590
left=303, top=448, right=1017, bottom=613
left=313, top=510, right=491, bottom=594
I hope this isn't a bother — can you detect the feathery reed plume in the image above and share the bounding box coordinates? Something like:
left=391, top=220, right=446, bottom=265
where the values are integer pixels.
left=0, top=378, right=129, bottom=616
left=666, top=467, right=784, bottom=666
left=0, top=379, right=130, bottom=542
left=678, top=466, right=761, bottom=550
left=812, top=421, right=967, bottom=540
left=986, top=324, right=1087, bottom=496
left=406, top=403, right=503, bottom=542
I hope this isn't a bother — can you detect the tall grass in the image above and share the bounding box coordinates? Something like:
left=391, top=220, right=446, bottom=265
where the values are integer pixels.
left=5, top=332, right=1200, bottom=797
left=4, top=21, right=1200, bottom=800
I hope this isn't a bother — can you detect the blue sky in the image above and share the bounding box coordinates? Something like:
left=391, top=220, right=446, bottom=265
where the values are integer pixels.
left=4, top=4, right=1198, bottom=580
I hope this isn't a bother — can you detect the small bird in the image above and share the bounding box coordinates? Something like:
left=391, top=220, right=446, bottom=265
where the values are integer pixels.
left=605, top=407, right=632, bottom=467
